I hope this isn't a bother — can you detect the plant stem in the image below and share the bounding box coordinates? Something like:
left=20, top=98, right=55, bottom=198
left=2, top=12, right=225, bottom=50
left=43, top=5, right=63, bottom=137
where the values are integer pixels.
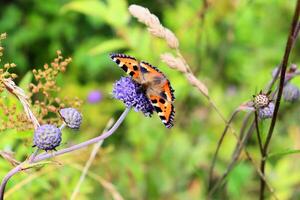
left=254, top=111, right=263, bottom=155
left=0, top=107, right=130, bottom=200
left=259, top=1, right=300, bottom=199
left=208, top=109, right=239, bottom=189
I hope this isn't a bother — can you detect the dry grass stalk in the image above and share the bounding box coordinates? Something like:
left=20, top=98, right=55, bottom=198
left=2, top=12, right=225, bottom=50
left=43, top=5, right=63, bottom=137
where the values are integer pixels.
left=129, top=4, right=179, bottom=49
left=185, top=73, right=209, bottom=97
left=160, top=53, right=187, bottom=73
left=129, top=4, right=208, bottom=97
left=2, top=78, right=40, bottom=129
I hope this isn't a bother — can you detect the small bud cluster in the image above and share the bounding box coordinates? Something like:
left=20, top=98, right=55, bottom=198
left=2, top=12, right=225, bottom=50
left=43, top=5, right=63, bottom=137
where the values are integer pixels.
left=283, top=83, right=300, bottom=102
left=33, top=107, right=82, bottom=151
left=271, top=64, right=300, bottom=102
left=253, top=91, right=274, bottom=119
left=27, top=50, right=82, bottom=125
left=59, top=108, right=82, bottom=129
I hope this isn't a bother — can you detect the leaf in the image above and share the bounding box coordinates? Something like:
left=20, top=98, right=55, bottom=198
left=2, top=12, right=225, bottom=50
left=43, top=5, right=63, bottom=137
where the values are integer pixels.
left=19, top=71, right=32, bottom=93
left=61, top=0, right=108, bottom=20
left=89, top=39, right=127, bottom=55
left=22, top=160, right=56, bottom=170
left=267, top=149, right=300, bottom=160
left=106, top=0, right=129, bottom=27
left=61, top=0, right=129, bottom=28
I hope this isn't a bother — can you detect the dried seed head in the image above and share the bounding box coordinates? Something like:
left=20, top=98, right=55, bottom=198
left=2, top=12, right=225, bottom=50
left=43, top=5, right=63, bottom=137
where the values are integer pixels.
left=160, top=53, right=187, bottom=73
left=164, top=28, right=179, bottom=49
left=253, top=92, right=271, bottom=108
left=129, top=4, right=179, bottom=49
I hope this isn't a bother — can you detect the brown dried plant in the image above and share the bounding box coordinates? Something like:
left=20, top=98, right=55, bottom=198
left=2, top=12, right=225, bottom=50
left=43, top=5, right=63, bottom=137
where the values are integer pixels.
left=29, top=50, right=82, bottom=125
left=0, top=34, right=82, bottom=131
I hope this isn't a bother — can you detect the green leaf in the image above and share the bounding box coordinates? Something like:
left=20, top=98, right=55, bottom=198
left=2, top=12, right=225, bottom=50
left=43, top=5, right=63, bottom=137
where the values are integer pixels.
left=89, top=39, right=127, bottom=55
left=19, top=71, right=32, bottom=93
left=61, top=0, right=107, bottom=20
left=267, top=149, right=300, bottom=160
left=22, top=161, right=54, bottom=170
left=106, top=0, right=129, bottom=27
left=61, top=0, right=129, bottom=28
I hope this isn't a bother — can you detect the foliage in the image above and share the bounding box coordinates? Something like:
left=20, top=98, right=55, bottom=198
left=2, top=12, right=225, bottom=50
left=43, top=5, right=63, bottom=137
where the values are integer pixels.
left=0, top=0, right=300, bottom=199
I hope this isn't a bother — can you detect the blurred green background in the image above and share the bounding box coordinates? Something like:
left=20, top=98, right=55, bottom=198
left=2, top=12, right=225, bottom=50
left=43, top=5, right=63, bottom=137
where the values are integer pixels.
left=1, top=0, right=300, bottom=199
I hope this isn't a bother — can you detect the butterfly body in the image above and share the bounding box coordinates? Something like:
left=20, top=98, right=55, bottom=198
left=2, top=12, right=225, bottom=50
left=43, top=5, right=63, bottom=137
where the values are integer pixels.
left=110, top=53, right=175, bottom=128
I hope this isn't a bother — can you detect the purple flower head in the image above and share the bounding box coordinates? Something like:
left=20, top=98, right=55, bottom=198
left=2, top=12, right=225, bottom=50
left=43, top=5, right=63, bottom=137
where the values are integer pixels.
left=112, top=77, right=154, bottom=116
left=33, top=124, right=62, bottom=151
left=59, top=108, right=82, bottom=129
left=87, top=90, right=102, bottom=103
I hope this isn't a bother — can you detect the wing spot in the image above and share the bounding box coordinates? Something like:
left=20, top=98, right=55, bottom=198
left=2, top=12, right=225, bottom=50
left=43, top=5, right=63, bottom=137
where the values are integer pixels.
left=129, top=71, right=135, bottom=76
left=121, top=65, right=128, bottom=72
left=151, top=99, right=158, bottom=104
left=133, top=65, right=138, bottom=71
left=160, top=116, right=166, bottom=120
left=140, top=66, right=149, bottom=73
left=160, top=92, right=167, bottom=100
left=159, top=98, right=166, bottom=104
left=154, top=106, right=163, bottom=113
left=116, top=59, right=120, bottom=65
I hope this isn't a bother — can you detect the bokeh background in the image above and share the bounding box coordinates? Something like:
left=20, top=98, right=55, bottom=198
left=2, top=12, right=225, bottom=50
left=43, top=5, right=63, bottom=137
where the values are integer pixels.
left=1, top=0, right=300, bottom=199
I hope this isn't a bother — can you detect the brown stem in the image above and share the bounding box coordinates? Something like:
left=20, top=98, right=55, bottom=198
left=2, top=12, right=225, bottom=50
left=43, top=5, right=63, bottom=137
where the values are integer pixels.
left=254, top=111, right=263, bottom=155
left=260, top=1, right=300, bottom=199
left=208, top=109, right=240, bottom=189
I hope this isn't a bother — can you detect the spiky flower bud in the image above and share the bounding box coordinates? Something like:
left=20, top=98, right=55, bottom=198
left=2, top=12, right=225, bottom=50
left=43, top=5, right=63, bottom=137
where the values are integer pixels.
left=283, top=83, right=300, bottom=102
left=253, top=92, right=270, bottom=108
left=33, top=124, right=62, bottom=151
left=258, top=102, right=274, bottom=119
left=59, top=108, right=82, bottom=129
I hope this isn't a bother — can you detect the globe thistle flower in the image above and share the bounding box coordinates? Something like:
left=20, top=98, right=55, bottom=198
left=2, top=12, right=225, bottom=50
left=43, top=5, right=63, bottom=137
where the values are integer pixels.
left=33, top=124, right=62, bottom=151
left=258, top=102, right=274, bottom=119
left=283, top=83, right=300, bottom=102
left=59, top=108, right=82, bottom=129
left=112, top=77, right=154, bottom=116
left=253, top=91, right=271, bottom=109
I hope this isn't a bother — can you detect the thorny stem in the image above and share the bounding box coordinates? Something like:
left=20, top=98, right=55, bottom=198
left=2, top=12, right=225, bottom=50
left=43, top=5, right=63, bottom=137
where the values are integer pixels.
left=0, top=107, right=130, bottom=200
left=260, top=1, right=300, bottom=199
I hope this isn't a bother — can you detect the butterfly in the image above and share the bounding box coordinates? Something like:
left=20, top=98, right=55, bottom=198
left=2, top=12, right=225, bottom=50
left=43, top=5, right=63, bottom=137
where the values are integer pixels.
left=110, top=53, right=175, bottom=128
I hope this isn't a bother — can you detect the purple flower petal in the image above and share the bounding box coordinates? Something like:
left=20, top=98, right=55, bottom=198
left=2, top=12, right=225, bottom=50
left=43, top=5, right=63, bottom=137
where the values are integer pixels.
left=112, top=77, right=154, bottom=116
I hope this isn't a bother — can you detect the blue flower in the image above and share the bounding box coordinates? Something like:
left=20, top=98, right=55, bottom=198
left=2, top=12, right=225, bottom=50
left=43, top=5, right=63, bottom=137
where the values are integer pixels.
left=112, top=77, right=154, bottom=116
left=33, top=124, right=62, bottom=151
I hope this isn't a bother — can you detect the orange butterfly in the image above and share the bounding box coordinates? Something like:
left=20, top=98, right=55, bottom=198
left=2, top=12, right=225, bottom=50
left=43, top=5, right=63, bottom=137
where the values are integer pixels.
left=110, top=53, right=175, bottom=128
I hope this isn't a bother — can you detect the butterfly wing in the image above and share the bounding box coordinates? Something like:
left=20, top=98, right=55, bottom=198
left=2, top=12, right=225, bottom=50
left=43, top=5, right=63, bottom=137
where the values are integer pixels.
left=110, top=54, right=175, bottom=128
left=110, top=53, right=142, bottom=82
left=140, top=62, right=175, bottom=128
left=148, top=93, right=175, bottom=128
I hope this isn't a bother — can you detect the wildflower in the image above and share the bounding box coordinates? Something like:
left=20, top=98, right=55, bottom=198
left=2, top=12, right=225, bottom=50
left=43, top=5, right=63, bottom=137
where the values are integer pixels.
left=112, top=77, right=154, bottom=116
left=283, top=83, right=300, bottom=102
left=258, top=102, right=274, bottom=119
left=33, top=124, right=62, bottom=151
left=59, top=108, right=82, bottom=129
left=87, top=90, right=102, bottom=103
